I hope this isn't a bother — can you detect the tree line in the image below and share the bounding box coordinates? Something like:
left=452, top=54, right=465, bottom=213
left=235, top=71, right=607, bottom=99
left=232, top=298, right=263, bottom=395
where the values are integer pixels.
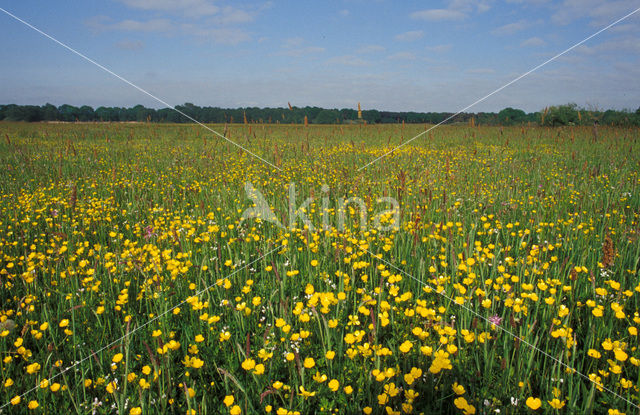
left=1, top=102, right=639, bottom=126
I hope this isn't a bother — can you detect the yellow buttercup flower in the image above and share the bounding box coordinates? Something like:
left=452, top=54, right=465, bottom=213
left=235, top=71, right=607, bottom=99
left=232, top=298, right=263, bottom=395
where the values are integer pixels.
left=328, top=379, right=339, bottom=391
left=452, top=382, right=465, bottom=395
left=223, top=395, right=234, bottom=407
left=548, top=399, right=565, bottom=409
left=241, top=358, right=256, bottom=371
left=526, top=397, right=541, bottom=410
left=399, top=340, right=413, bottom=353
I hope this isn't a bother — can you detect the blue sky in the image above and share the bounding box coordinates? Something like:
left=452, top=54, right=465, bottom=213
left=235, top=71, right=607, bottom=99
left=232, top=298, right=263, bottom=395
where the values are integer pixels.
left=1, top=0, right=639, bottom=112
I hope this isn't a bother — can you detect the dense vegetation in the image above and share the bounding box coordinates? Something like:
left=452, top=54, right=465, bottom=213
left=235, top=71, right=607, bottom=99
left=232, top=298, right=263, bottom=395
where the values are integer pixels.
left=0, top=122, right=639, bottom=414
left=1, top=103, right=639, bottom=126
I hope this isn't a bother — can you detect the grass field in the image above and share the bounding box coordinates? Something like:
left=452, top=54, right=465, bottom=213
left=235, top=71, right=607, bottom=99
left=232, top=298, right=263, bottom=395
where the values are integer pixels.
left=0, top=121, right=639, bottom=414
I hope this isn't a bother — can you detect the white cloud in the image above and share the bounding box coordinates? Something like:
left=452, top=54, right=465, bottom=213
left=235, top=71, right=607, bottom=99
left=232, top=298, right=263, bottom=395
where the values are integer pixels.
left=279, top=37, right=325, bottom=57
left=465, top=68, right=496, bottom=74
left=505, top=0, right=551, bottom=4
left=520, top=36, right=546, bottom=47
left=449, top=0, right=493, bottom=13
left=279, top=47, right=325, bottom=57
left=86, top=16, right=174, bottom=33
left=572, top=44, right=597, bottom=55
left=85, top=15, right=252, bottom=44
left=87, top=1, right=264, bottom=45
left=609, top=23, right=640, bottom=33
left=283, top=37, right=304, bottom=48
left=411, top=0, right=493, bottom=21
left=116, top=19, right=173, bottom=32
left=180, top=24, right=251, bottom=44
left=426, top=44, right=453, bottom=53
left=552, top=0, right=640, bottom=26
left=477, top=2, right=492, bottom=12
left=410, top=9, right=466, bottom=21
left=115, top=40, right=145, bottom=50
left=357, top=44, right=386, bottom=54
left=116, top=0, right=220, bottom=17
left=603, top=36, right=640, bottom=53
left=210, top=7, right=255, bottom=25
left=394, top=30, right=424, bottom=42
left=505, top=0, right=552, bottom=5
left=574, top=36, right=640, bottom=54
left=387, top=52, right=416, bottom=60
left=491, top=20, right=529, bottom=35
left=284, top=47, right=326, bottom=57
left=326, top=55, right=370, bottom=66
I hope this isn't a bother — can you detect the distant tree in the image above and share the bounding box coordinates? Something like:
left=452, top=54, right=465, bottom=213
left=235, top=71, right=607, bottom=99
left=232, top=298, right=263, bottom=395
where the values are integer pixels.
left=113, top=107, right=127, bottom=121
left=524, top=112, right=540, bottom=124
left=245, top=107, right=264, bottom=124
left=25, top=106, right=44, bottom=122
left=380, top=112, right=397, bottom=123
left=42, top=103, right=60, bottom=121
left=497, top=107, right=526, bottom=125
left=158, top=108, right=183, bottom=123
left=130, top=105, right=155, bottom=122
left=425, top=112, right=448, bottom=124
left=2, top=102, right=638, bottom=126
left=361, top=109, right=380, bottom=124
left=175, top=103, right=201, bottom=122
left=4, top=105, right=42, bottom=121
left=3, top=104, right=21, bottom=121
left=58, top=104, right=79, bottom=121
left=602, top=109, right=626, bottom=125
left=340, top=108, right=357, bottom=122
left=543, top=103, right=579, bottom=126
left=95, top=106, right=117, bottom=121
left=78, top=105, right=94, bottom=121
left=313, top=109, right=339, bottom=124
left=304, top=106, right=323, bottom=122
